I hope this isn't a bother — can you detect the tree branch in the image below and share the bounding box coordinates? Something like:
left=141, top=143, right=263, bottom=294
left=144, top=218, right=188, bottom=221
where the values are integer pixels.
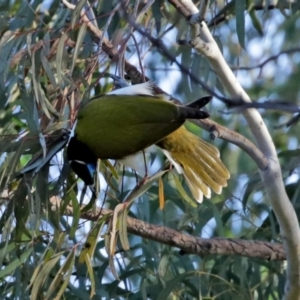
left=50, top=196, right=285, bottom=261
left=194, top=119, right=268, bottom=170
left=170, top=0, right=300, bottom=298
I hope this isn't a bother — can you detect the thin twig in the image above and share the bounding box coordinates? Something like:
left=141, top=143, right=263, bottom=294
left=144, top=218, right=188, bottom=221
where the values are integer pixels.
left=232, top=48, right=300, bottom=71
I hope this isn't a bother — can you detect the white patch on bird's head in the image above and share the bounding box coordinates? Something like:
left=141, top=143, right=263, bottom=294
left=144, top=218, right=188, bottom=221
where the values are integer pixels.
left=107, top=81, right=155, bottom=96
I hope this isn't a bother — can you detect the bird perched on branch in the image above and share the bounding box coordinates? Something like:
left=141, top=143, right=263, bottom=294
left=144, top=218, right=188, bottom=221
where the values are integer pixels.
left=67, top=81, right=230, bottom=202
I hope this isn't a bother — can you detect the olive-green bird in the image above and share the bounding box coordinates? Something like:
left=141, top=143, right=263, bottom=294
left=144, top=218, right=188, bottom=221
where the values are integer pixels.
left=67, top=82, right=230, bottom=202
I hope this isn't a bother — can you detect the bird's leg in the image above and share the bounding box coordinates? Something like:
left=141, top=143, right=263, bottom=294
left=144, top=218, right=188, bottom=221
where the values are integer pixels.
left=140, top=150, right=148, bottom=185
left=143, top=150, right=148, bottom=178
left=121, top=165, right=125, bottom=202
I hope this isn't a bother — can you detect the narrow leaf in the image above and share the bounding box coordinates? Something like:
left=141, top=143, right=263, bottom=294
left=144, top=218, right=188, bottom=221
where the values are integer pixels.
left=123, top=170, right=169, bottom=205
left=235, top=0, right=246, bottom=48
left=70, top=23, right=87, bottom=75
left=158, top=177, right=165, bottom=210
left=248, top=6, right=263, bottom=35
left=30, top=251, right=65, bottom=299
left=40, top=50, right=58, bottom=88
left=85, top=254, right=96, bottom=298
left=203, top=200, right=224, bottom=237
left=0, top=242, right=15, bottom=260
left=171, top=172, right=197, bottom=208
left=101, top=159, right=119, bottom=179
left=53, top=259, right=73, bottom=300
left=79, top=215, right=108, bottom=263
left=69, top=192, right=80, bottom=239
left=157, top=271, right=199, bottom=300
left=71, top=0, right=87, bottom=29
left=56, top=33, right=68, bottom=90
left=110, top=204, right=125, bottom=256
left=119, top=208, right=129, bottom=251
left=109, top=243, right=119, bottom=280
left=0, top=247, right=33, bottom=278
left=45, top=250, right=75, bottom=299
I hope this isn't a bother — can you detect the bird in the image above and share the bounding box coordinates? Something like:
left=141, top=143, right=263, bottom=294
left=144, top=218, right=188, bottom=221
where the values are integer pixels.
left=67, top=81, right=230, bottom=202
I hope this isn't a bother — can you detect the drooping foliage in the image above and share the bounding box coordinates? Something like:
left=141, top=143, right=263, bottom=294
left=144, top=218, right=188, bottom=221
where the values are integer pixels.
left=0, top=0, right=298, bottom=299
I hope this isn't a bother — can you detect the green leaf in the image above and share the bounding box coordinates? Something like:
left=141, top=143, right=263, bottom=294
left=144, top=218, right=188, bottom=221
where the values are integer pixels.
left=119, top=206, right=130, bottom=251
left=203, top=200, right=224, bottom=237
left=110, top=204, right=125, bottom=257
left=79, top=215, right=109, bottom=263
left=18, top=66, right=39, bottom=132
left=101, top=159, right=119, bottom=180
left=69, top=191, right=80, bottom=239
left=248, top=2, right=263, bottom=35
left=70, top=23, right=87, bottom=75
left=32, top=50, right=47, bottom=119
left=0, top=32, right=20, bottom=89
left=235, top=0, right=246, bottom=48
left=14, top=178, right=31, bottom=242
left=56, top=33, right=68, bottom=90
left=85, top=254, right=96, bottom=298
left=152, top=0, right=163, bottom=33
left=0, top=242, right=15, bottom=261
left=158, top=255, right=169, bottom=278
left=278, top=148, right=300, bottom=158
left=171, top=172, right=197, bottom=208
left=242, top=175, right=262, bottom=210
left=0, top=246, right=33, bottom=279
left=40, top=50, right=58, bottom=89
left=71, top=0, right=87, bottom=29
left=45, top=250, right=75, bottom=299
left=156, top=271, right=199, bottom=300
left=123, top=169, right=169, bottom=204
left=30, top=251, right=66, bottom=300
left=53, top=259, right=74, bottom=299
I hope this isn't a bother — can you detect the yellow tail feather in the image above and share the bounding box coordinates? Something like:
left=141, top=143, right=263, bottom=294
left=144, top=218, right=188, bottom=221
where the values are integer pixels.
left=158, top=126, right=230, bottom=203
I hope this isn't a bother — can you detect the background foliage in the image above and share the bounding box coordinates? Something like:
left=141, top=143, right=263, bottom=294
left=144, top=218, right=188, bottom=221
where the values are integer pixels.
left=0, top=0, right=299, bottom=299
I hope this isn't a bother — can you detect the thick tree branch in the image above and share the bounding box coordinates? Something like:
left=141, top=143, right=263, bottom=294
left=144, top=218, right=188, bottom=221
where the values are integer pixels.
left=170, top=1, right=300, bottom=298
left=50, top=196, right=285, bottom=261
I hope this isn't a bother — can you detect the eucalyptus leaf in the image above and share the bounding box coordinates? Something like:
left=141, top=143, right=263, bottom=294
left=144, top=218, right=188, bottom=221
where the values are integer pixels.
left=71, top=0, right=87, bottom=29
left=119, top=207, right=130, bottom=251
left=123, top=169, right=169, bottom=204
left=85, top=254, right=96, bottom=298
left=70, top=23, right=87, bottom=75
left=45, top=250, right=75, bottom=299
left=30, top=251, right=66, bottom=300
left=235, top=0, right=246, bottom=48
left=0, top=246, right=33, bottom=279
left=56, top=33, right=69, bottom=90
